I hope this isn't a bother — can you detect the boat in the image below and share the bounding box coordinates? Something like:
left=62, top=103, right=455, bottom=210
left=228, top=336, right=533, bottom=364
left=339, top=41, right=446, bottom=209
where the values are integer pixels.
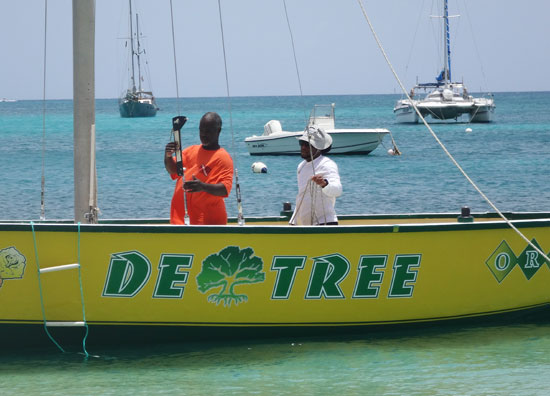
left=0, top=98, right=17, bottom=103
left=118, top=0, right=158, bottom=118
left=0, top=0, right=549, bottom=350
left=245, top=104, right=389, bottom=155
left=394, top=0, right=495, bottom=123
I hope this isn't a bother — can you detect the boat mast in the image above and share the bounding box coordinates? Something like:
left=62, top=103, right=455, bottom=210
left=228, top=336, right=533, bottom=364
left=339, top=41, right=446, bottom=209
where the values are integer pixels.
left=443, top=0, right=451, bottom=84
left=73, top=0, right=98, bottom=224
left=128, top=0, right=137, bottom=93
left=136, top=14, right=143, bottom=93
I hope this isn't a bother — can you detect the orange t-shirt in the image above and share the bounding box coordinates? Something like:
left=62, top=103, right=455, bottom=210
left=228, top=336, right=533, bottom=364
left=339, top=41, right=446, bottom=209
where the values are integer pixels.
left=170, top=145, right=233, bottom=225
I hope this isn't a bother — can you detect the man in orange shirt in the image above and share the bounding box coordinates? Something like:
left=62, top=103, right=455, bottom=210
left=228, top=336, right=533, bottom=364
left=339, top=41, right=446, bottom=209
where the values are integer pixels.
left=164, top=112, right=233, bottom=225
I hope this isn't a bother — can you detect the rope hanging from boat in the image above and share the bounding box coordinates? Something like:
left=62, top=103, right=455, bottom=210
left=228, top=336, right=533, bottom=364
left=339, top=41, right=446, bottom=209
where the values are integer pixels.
left=217, top=0, right=245, bottom=226
left=31, top=222, right=65, bottom=354
left=379, top=131, right=401, bottom=156
left=76, top=222, right=90, bottom=358
left=40, top=0, right=48, bottom=221
left=31, top=222, right=90, bottom=358
left=355, top=0, right=550, bottom=263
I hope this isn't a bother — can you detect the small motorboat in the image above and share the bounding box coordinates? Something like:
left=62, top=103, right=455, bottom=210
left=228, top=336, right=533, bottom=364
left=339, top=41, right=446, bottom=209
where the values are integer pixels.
left=245, top=104, right=389, bottom=155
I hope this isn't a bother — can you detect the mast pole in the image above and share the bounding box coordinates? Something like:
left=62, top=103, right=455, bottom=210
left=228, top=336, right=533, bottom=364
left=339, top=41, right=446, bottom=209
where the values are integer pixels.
left=128, top=0, right=136, bottom=92
left=443, top=0, right=451, bottom=83
left=136, top=14, right=142, bottom=92
left=73, top=0, right=98, bottom=224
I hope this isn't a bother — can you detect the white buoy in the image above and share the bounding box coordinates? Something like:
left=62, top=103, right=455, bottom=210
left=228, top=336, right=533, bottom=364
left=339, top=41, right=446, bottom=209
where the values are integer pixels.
left=465, top=127, right=472, bottom=133
left=387, top=148, right=394, bottom=156
left=251, top=162, right=268, bottom=173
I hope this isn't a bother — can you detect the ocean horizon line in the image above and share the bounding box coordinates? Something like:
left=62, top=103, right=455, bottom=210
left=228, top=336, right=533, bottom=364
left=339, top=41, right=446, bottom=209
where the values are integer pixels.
left=5, top=89, right=550, bottom=102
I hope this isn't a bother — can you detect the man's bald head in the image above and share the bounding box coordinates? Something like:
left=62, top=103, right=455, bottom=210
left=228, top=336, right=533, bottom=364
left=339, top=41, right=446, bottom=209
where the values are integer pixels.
left=199, top=112, right=222, bottom=150
left=200, top=112, right=222, bottom=134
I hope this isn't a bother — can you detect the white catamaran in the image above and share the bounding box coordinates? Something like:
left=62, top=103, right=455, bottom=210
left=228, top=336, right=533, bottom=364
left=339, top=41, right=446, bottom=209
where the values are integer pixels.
left=394, top=0, right=495, bottom=123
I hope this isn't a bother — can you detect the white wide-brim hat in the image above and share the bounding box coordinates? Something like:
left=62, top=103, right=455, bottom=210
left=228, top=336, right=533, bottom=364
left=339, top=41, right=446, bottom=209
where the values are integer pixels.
left=298, top=126, right=333, bottom=151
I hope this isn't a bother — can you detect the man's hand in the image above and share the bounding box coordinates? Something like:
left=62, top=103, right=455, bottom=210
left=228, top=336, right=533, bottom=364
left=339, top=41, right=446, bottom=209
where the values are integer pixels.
left=183, top=175, right=204, bottom=192
left=164, top=141, right=179, bottom=174
left=165, top=141, right=178, bottom=158
left=311, top=174, right=328, bottom=188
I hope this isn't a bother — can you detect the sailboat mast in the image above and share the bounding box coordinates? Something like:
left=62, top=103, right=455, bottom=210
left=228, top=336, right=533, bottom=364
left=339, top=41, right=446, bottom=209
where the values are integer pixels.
left=73, top=0, right=98, bottom=224
left=128, top=0, right=137, bottom=93
left=136, top=14, right=143, bottom=92
left=443, top=0, right=451, bottom=83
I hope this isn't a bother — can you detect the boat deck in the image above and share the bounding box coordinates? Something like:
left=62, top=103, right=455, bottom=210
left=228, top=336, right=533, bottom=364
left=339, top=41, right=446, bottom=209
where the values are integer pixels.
left=2, top=212, right=548, bottom=227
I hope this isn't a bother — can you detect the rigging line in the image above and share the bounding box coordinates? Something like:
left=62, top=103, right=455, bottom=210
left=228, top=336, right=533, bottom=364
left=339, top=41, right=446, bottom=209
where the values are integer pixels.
left=462, top=0, right=490, bottom=91
left=282, top=1, right=325, bottom=223
left=136, top=11, right=156, bottom=95
left=169, top=0, right=181, bottom=115
left=428, top=0, right=440, bottom=77
left=137, top=16, right=154, bottom=93
left=306, top=139, right=323, bottom=225
left=355, top=0, right=550, bottom=263
left=217, top=0, right=244, bottom=226
left=282, top=0, right=308, bottom=125
left=76, top=223, right=90, bottom=358
left=40, top=0, right=48, bottom=221
left=168, top=0, right=190, bottom=225
left=403, top=0, right=426, bottom=83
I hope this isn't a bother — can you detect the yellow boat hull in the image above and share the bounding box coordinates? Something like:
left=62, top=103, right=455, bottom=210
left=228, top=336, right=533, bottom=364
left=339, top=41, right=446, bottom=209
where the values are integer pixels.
left=1, top=215, right=549, bottom=342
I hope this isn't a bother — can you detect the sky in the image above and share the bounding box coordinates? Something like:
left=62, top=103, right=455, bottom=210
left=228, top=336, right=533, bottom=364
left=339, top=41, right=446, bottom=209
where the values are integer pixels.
left=1, top=0, right=549, bottom=100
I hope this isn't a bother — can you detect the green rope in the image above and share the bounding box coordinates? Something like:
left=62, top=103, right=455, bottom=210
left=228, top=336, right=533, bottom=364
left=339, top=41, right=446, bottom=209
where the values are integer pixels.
left=30, top=221, right=66, bottom=354
left=30, top=221, right=90, bottom=357
left=77, top=222, right=90, bottom=358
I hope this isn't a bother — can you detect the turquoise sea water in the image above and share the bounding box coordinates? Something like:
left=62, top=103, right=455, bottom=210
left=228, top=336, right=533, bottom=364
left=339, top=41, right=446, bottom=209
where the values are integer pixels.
left=1, top=92, right=549, bottom=220
left=1, top=321, right=550, bottom=395
left=1, top=92, right=550, bottom=394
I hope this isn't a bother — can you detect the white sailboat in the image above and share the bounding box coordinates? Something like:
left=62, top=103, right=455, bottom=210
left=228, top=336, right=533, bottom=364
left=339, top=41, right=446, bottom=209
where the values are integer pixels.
left=394, top=0, right=495, bottom=123
left=118, top=0, right=158, bottom=118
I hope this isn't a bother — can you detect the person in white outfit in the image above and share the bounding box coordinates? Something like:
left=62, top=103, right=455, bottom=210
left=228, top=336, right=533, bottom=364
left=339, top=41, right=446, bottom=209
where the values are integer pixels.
left=289, top=126, right=343, bottom=225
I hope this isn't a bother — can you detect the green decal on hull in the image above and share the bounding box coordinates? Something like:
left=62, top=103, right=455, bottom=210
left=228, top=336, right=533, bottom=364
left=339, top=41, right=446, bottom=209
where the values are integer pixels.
left=305, top=253, right=350, bottom=299
left=196, top=246, right=265, bottom=307
left=103, top=251, right=152, bottom=297
left=353, top=255, right=388, bottom=298
left=153, top=254, right=193, bottom=298
left=388, top=255, right=421, bottom=298
left=270, top=256, right=307, bottom=299
left=486, top=240, right=549, bottom=283
left=100, top=248, right=424, bottom=302
left=518, top=239, right=547, bottom=280
left=0, top=246, right=26, bottom=288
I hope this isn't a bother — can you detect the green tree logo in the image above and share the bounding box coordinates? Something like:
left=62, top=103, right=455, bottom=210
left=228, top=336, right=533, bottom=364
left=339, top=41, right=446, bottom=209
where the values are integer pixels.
left=196, top=246, right=265, bottom=307
left=0, top=247, right=26, bottom=288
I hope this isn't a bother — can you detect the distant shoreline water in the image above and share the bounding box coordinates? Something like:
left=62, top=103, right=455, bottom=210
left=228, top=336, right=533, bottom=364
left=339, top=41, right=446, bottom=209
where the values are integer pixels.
left=6, top=89, right=550, bottom=102
left=1, top=91, right=549, bottom=220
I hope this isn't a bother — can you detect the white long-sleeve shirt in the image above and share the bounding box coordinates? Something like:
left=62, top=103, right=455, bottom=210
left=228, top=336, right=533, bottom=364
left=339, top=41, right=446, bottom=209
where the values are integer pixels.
left=289, top=155, right=343, bottom=225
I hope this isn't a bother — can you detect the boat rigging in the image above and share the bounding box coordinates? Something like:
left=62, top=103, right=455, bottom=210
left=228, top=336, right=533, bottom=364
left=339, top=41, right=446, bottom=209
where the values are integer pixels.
left=393, top=0, right=495, bottom=123
left=119, top=0, right=158, bottom=118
